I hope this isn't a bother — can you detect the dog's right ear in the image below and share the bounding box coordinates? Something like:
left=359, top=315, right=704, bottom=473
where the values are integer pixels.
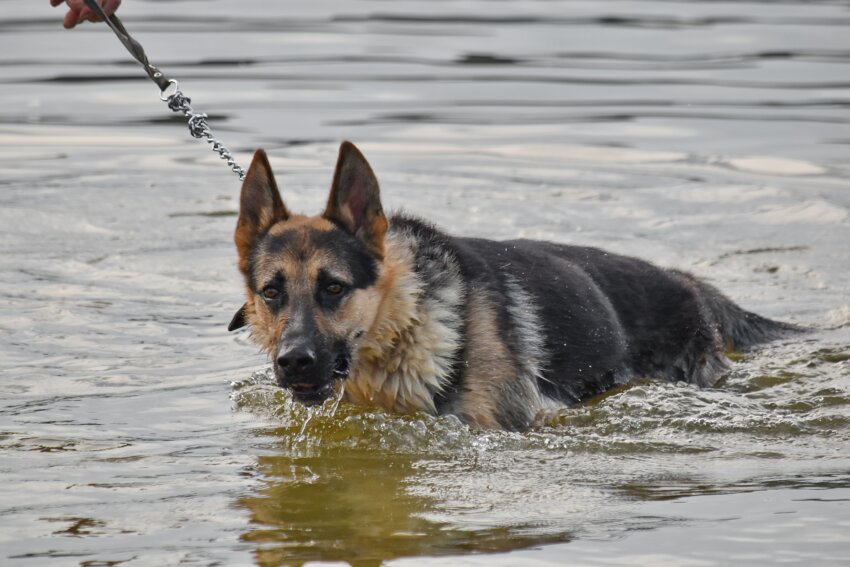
left=322, top=141, right=388, bottom=259
left=235, top=149, right=289, bottom=274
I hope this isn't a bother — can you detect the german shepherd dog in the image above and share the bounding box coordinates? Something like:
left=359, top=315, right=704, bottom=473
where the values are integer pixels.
left=229, top=142, right=799, bottom=430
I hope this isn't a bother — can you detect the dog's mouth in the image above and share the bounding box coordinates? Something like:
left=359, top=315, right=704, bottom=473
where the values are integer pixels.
left=290, top=382, right=337, bottom=405
left=286, top=354, right=351, bottom=405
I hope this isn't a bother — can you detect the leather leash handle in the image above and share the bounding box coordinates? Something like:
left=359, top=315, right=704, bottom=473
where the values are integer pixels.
left=82, top=0, right=172, bottom=92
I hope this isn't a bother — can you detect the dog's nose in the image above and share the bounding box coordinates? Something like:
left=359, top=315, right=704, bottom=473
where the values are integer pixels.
left=277, top=345, right=317, bottom=373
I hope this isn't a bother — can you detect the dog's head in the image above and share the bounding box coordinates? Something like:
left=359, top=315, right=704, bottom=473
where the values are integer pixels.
left=230, top=141, right=388, bottom=404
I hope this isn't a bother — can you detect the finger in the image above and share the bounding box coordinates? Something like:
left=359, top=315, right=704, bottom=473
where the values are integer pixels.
left=80, top=6, right=110, bottom=24
left=78, top=7, right=96, bottom=21
left=63, top=9, right=81, bottom=28
left=77, top=4, right=113, bottom=24
left=50, top=0, right=65, bottom=7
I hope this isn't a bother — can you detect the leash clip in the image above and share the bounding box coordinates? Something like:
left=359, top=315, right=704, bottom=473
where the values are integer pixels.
left=82, top=0, right=246, bottom=182
left=159, top=79, right=180, bottom=102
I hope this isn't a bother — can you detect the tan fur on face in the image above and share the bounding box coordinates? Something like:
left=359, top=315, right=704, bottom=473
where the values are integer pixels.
left=244, top=215, right=382, bottom=358
left=252, top=218, right=349, bottom=289
left=326, top=286, right=382, bottom=339
left=267, top=214, right=335, bottom=236
left=245, top=292, right=287, bottom=354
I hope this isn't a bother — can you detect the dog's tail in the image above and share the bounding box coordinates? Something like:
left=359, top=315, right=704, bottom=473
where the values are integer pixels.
left=691, top=277, right=806, bottom=350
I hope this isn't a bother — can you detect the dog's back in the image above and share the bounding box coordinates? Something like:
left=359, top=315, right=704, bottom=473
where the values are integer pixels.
left=403, top=217, right=799, bottom=429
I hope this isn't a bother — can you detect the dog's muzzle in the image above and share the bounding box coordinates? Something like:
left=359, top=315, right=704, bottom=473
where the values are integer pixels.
left=275, top=346, right=350, bottom=405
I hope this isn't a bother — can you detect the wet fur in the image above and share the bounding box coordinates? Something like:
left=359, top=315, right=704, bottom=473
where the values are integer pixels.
left=231, top=142, right=801, bottom=430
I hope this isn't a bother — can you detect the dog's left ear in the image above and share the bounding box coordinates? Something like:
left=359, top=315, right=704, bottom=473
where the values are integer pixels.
left=228, top=304, right=248, bottom=332
left=322, top=141, right=389, bottom=259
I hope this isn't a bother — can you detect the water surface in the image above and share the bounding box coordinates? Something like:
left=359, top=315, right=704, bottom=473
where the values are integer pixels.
left=1, top=0, right=849, bottom=565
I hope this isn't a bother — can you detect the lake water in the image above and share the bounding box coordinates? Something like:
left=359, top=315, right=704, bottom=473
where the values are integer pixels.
left=1, top=0, right=849, bottom=565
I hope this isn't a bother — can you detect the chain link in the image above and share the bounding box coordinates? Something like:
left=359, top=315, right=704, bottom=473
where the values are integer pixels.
left=80, top=2, right=248, bottom=183
left=165, top=86, right=247, bottom=181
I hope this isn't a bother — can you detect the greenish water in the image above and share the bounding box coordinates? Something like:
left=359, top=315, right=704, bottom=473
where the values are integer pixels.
left=229, top=338, right=850, bottom=565
left=1, top=0, right=849, bottom=565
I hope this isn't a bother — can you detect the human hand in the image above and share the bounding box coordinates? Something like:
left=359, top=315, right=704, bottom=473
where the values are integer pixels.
left=50, top=0, right=121, bottom=29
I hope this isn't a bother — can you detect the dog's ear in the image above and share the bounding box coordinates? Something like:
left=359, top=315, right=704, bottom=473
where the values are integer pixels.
left=322, top=141, right=388, bottom=259
left=227, top=304, right=248, bottom=331
left=235, top=149, right=289, bottom=274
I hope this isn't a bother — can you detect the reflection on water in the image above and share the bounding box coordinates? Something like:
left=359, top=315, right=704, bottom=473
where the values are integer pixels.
left=230, top=342, right=850, bottom=565
left=1, top=0, right=850, bottom=565
left=236, top=405, right=583, bottom=566
left=240, top=442, right=574, bottom=566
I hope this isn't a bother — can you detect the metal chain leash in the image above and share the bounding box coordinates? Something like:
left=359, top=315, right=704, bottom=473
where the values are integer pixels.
left=82, top=0, right=246, bottom=181
left=164, top=85, right=247, bottom=180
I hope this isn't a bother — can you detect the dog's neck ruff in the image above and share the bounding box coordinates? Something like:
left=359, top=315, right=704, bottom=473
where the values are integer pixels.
left=344, top=218, right=465, bottom=414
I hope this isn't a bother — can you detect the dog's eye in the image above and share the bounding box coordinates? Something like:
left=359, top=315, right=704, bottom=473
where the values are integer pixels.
left=262, top=287, right=280, bottom=300
left=325, top=282, right=345, bottom=295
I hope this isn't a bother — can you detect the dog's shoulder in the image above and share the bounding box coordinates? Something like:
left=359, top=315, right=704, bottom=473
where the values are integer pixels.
left=384, top=216, right=633, bottom=426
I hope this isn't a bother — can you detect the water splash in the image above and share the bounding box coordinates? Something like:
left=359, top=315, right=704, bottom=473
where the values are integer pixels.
left=295, top=380, right=348, bottom=444
left=230, top=335, right=850, bottom=458
left=295, top=407, right=316, bottom=443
